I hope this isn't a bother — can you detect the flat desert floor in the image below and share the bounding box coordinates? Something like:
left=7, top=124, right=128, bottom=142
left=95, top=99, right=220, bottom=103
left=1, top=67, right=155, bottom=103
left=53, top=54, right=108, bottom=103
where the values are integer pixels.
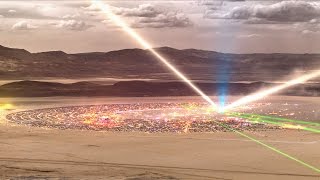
left=0, top=96, right=319, bottom=179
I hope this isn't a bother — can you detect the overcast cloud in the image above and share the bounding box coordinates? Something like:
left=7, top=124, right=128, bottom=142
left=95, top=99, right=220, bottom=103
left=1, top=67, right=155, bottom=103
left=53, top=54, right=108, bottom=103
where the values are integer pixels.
left=0, top=0, right=320, bottom=54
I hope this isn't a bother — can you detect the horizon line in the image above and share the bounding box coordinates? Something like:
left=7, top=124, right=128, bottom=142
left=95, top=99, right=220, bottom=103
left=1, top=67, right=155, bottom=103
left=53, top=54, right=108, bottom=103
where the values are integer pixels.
left=1, top=44, right=319, bottom=55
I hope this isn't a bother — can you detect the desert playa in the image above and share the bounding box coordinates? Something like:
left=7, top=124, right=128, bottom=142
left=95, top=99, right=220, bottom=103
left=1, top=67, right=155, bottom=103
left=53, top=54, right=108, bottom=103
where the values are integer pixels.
left=0, top=97, right=319, bottom=179
left=2, top=0, right=320, bottom=179
left=1, top=125, right=319, bottom=179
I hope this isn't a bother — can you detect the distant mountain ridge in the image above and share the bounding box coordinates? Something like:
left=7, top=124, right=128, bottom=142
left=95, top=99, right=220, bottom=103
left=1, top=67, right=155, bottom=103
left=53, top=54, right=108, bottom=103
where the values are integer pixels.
left=0, top=80, right=319, bottom=97
left=1, top=45, right=320, bottom=82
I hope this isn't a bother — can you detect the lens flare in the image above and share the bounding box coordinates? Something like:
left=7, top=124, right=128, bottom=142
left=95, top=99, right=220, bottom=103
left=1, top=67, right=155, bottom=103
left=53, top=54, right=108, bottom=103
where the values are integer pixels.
left=223, top=70, right=320, bottom=111
left=217, top=56, right=231, bottom=110
left=92, top=0, right=217, bottom=109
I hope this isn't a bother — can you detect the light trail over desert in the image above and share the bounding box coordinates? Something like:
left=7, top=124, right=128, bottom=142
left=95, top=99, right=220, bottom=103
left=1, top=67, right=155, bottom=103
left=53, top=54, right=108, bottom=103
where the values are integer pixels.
left=223, top=70, right=320, bottom=112
left=91, top=0, right=217, bottom=109
left=88, top=1, right=320, bottom=174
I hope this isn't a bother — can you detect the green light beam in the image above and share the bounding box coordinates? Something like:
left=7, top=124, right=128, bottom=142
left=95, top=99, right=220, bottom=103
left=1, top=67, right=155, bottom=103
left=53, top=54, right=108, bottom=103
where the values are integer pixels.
left=237, top=113, right=320, bottom=127
left=94, top=0, right=320, bottom=174
left=216, top=121, right=320, bottom=174
left=228, top=113, right=320, bottom=134
left=304, top=127, right=320, bottom=134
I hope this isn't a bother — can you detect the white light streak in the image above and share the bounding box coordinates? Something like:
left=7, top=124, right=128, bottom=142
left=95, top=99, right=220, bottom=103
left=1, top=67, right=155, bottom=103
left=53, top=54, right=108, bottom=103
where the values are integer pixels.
left=224, top=70, right=320, bottom=111
left=92, top=0, right=217, bottom=108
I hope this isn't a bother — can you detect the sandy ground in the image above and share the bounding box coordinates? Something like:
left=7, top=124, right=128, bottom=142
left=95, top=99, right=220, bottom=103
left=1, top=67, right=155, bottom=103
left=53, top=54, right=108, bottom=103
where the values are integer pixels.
left=0, top=96, right=319, bottom=179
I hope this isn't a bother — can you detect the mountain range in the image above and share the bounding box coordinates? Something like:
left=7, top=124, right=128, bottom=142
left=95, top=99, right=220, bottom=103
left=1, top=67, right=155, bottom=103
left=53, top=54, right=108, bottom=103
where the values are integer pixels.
left=1, top=45, right=320, bottom=82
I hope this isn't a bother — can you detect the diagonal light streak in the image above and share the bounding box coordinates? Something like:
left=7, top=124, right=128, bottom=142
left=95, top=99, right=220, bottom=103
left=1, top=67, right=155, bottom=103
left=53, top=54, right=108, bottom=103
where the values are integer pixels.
left=92, top=0, right=320, bottom=174
left=234, top=113, right=320, bottom=127
left=239, top=113, right=320, bottom=126
left=216, top=120, right=320, bottom=174
left=223, top=70, right=320, bottom=111
left=92, top=0, right=217, bottom=108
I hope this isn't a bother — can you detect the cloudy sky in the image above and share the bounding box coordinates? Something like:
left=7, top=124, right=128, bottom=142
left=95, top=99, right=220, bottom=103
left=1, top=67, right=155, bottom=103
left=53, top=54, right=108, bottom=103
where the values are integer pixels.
left=1, top=0, right=320, bottom=53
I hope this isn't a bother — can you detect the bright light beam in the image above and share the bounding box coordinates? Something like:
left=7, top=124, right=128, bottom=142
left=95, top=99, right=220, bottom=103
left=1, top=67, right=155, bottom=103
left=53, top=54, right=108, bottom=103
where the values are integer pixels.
left=92, top=0, right=217, bottom=108
left=223, top=70, right=320, bottom=111
left=92, top=1, right=320, bottom=173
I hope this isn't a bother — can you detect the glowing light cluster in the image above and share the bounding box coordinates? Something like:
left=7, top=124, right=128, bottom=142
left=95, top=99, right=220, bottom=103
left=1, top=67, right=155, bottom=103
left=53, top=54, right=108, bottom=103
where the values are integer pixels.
left=6, top=103, right=274, bottom=133
left=7, top=101, right=320, bottom=172
left=0, top=104, right=13, bottom=110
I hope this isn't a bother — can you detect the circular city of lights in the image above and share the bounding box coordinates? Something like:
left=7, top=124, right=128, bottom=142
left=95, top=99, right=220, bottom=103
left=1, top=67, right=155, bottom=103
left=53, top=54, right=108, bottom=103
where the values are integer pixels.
left=6, top=103, right=279, bottom=133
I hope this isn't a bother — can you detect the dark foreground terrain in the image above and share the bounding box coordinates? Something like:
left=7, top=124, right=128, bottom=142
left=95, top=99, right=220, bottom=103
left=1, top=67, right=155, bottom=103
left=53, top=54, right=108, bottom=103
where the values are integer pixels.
left=0, top=80, right=319, bottom=97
